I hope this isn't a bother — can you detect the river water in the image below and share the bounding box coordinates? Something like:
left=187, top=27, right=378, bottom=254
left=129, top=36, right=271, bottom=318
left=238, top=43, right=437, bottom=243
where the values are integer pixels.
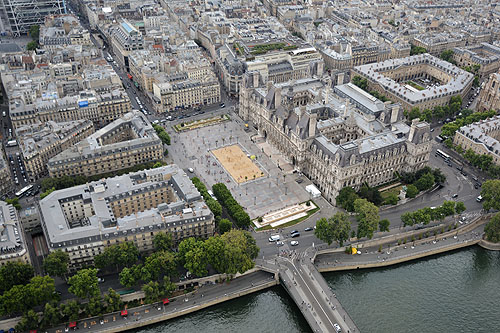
left=135, top=247, right=499, bottom=333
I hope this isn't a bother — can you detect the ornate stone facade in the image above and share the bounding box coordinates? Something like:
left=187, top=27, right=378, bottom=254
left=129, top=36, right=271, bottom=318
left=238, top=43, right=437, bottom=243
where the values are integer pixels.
left=239, top=73, right=432, bottom=204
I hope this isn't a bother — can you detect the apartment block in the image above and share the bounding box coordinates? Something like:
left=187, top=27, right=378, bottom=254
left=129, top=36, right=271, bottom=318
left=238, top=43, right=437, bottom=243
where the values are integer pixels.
left=48, top=111, right=163, bottom=178
left=39, top=165, right=214, bottom=270
left=352, top=54, right=474, bottom=111
left=16, top=120, right=94, bottom=181
left=0, top=201, right=30, bottom=267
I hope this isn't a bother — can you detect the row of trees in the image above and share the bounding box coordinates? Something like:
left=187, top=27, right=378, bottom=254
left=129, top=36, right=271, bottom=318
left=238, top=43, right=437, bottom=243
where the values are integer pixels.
left=444, top=141, right=500, bottom=178
left=191, top=177, right=222, bottom=219
left=315, top=199, right=390, bottom=245
left=26, top=25, right=39, bottom=50
left=41, top=161, right=166, bottom=192
left=400, top=201, right=466, bottom=227
left=336, top=167, right=444, bottom=211
left=152, top=124, right=171, bottom=145
left=212, top=183, right=251, bottom=228
left=441, top=109, right=496, bottom=138
left=405, top=96, right=463, bottom=123
left=177, top=229, right=259, bottom=277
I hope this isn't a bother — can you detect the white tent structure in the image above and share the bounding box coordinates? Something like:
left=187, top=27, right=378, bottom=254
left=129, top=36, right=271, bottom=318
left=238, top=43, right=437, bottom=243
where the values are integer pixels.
left=305, top=184, right=321, bottom=198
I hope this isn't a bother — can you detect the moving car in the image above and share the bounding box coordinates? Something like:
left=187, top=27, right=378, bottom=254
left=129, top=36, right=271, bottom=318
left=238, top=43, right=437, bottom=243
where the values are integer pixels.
left=188, top=168, right=194, bottom=173
left=276, top=241, right=284, bottom=247
left=291, top=232, right=300, bottom=238
left=268, top=235, right=280, bottom=242
left=452, top=194, right=458, bottom=198
left=304, top=227, right=313, bottom=231
left=290, top=240, right=299, bottom=246
left=333, top=323, right=342, bottom=332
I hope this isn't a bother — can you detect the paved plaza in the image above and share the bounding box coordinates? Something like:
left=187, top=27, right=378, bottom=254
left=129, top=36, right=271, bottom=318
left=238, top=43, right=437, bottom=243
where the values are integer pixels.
left=167, top=111, right=311, bottom=219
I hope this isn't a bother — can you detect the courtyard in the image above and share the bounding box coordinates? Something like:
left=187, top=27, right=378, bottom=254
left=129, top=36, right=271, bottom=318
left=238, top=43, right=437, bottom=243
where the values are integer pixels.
left=167, top=110, right=311, bottom=219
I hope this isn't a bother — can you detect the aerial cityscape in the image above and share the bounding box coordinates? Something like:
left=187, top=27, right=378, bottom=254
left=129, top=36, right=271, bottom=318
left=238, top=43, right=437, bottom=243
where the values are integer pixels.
left=0, top=0, right=499, bottom=332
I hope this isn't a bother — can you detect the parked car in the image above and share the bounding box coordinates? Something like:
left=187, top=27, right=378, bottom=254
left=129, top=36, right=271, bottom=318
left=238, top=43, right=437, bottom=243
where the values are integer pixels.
left=452, top=194, right=458, bottom=198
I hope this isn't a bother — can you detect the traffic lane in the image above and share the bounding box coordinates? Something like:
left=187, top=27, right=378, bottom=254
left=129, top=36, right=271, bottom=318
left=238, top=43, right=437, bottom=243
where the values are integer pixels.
left=48, top=271, right=274, bottom=332
left=281, top=259, right=337, bottom=332
left=315, top=226, right=484, bottom=268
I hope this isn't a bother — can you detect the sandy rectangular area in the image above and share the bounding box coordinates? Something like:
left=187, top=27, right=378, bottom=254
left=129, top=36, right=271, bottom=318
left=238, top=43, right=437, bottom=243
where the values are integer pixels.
left=212, top=145, right=264, bottom=184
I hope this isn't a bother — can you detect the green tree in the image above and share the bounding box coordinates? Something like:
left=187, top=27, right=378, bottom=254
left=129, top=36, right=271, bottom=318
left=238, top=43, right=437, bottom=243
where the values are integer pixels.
left=142, top=281, right=161, bottom=303
left=314, top=217, right=335, bottom=245
left=184, top=241, right=208, bottom=277
left=206, top=199, right=222, bottom=218
left=104, top=288, right=123, bottom=313
left=5, top=197, right=21, bottom=210
left=414, top=172, right=435, bottom=191
left=0, top=261, right=34, bottom=293
left=484, top=213, right=500, bottom=243
left=219, top=218, right=232, bottom=234
left=384, top=193, right=398, bottom=205
left=68, top=268, right=100, bottom=300
left=0, top=284, right=29, bottom=314
left=40, top=302, right=61, bottom=329
left=61, top=300, right=80, bottom=322
left=406, top=184, right=419, bottom=199
left=379, top=219, right=390, bottom=232
left=401, top=212, right=415, bottom=227
left=160, top=278, right=176, bottom=298
left=440, top=49, right=454, bottom=63
left=219, top=230, right=257, bottom=274
left=26, top=40, right=38, bottom=50
left=455, top=201, right=466, bottom=215
left=357, top=184, right=383, bottom=206
left=410, top=44, right=427, bottom=55
left=177, top=237, right=199, bottom=265
left=205, top=235, right=227, bottom=273
left=336, top=187, right=359, bottom=212
left=481, top=179, right=500, bottom=211
left=119, top=266, right=138, bottom=288
left=314, top=213, right=351, bottom=246
left=144, top=251, right=177, bottom=280
left=43, top=249, right=70, bottom=279
left=354, top=198, right=380, bottom=239
left=153, top=231, right=173, bottom=252
left=29, top=25, right=40, bottom=40
left=16, top=309, right=39, bottom=331
left=440, top=200, right=456, bottom=216
left=86, top=296, right=103, bottom=317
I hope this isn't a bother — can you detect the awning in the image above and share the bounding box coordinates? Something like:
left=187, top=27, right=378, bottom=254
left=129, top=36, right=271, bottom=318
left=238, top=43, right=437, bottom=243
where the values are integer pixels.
left=163, top=298, right=170, bottom=305
left=69, top=322, right=77, bottom=328
left=29, top=330, right=37, bottom=333
left=121, top=310, right=128, bottom=316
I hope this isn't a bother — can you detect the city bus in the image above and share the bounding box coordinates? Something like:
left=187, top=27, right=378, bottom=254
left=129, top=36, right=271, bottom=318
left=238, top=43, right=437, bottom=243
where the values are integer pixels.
left=6, top=140, right=17, bottom=147
left=435, top=149, right=450, bottom=161
left=15, top=184, right=33, bottom=198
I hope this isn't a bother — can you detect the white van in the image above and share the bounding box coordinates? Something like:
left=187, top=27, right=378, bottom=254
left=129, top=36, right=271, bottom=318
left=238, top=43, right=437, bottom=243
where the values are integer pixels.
left=268, top=235, right=280, bottom=242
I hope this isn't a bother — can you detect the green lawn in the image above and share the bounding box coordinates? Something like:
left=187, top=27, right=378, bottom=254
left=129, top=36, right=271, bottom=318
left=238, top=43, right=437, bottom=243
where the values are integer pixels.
left=407, top=81, right=425, bottom=91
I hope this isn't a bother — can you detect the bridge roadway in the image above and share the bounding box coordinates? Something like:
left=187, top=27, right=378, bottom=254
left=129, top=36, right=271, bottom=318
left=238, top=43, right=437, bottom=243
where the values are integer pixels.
left=259, top=247, right=359, bottom=333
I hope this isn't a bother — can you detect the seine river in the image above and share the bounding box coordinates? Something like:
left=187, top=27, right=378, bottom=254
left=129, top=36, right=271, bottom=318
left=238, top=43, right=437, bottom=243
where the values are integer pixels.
left=134, top=247, right=499, bottom=333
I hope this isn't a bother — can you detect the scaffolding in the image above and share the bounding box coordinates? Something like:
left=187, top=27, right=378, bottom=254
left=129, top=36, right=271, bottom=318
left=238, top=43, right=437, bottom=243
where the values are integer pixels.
left=0, top=0, right=66, bottom=36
